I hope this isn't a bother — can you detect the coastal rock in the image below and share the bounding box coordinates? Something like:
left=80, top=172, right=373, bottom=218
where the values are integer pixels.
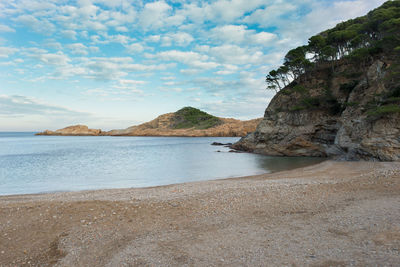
left=105, top=116, right=261, bottom=137
left=36, top=125, right=102, bottom=136
left=211, top=142, right=233, bottom=146
left=233, top=59, right=400, bottom=161
left=37, top=108, right=261, bottom=137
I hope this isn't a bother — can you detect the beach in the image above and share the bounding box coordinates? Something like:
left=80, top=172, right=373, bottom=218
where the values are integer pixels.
left=1, top=160, right=399, bottom=266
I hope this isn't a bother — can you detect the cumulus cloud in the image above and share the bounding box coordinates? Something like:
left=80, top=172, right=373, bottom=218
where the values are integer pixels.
left=138, top=1, right=178, bottom=30
left=0, top=47, right=19, bottom=58
left=207, top=45, right=267, bottom=65
left=148, top=50, right=219, bottom=70
left=178, top=0, right=266, bottom=24
left=209, top=25, right=277, bottom=45
left=28, top=51, right=70, bottom=66
left=83, top=57, right=175, bottom=80
left=161, top=32, right=194, bottom=47
left=125, top=43, right=144, bottom=53
left=66, top=43, right=89, bottom=55
left=61, top=30, right=77, bottom=40
left=14, top=14, right=55, bottom=34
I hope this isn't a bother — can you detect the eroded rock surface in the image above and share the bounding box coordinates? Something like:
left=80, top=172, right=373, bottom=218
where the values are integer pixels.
left=233, top=60, right=400, bottom=161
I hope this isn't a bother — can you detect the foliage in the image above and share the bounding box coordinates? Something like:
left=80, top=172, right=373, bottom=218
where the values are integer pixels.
left=266, top=0, right=400, bottom=93
left=367, top=104, right=400, bottom=117
left=301, top=97, right=321, bottom=108
left=339, top=80, right=359, bottom=93
left=172, top=107, right=222, bottom=129
left=289, top=105, right=307, bottom=112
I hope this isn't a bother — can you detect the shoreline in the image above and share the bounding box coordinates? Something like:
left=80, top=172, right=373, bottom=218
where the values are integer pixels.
left=0, top=158, right=324, bottom=198
left=1, top=160, right=399, bottom=265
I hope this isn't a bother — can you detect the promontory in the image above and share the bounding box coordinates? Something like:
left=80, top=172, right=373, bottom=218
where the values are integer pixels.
left=36, top=107, right=261, bottom=137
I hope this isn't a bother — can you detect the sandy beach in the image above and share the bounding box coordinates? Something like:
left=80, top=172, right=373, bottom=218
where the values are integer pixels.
left=1, top=160, right=399, bottom=266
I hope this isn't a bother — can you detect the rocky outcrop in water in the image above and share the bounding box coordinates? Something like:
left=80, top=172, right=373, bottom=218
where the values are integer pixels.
left=36, top=108, right=261, bottom=137
left=36, top=125, right=102, bottom=136
left=106, top=113, right=260, bottom=137
left=233, top=59, right=400, bottom=161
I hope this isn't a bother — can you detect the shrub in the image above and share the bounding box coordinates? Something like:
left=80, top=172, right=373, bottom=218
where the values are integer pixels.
left=340, top=80, right=359, bottom=93
left=367, top=104, right=400, bottom=117
left=172, top=107, right=222, bottom=129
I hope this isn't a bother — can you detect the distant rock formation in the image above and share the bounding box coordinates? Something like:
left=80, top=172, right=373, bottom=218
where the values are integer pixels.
left=36, top=125, right=102, bottom=136
left=36, top=108, right=262, bottom=137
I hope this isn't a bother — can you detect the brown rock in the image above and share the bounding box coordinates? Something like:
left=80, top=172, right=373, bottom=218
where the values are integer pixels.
left=233, top=59, right=400, bottom=161
left=36, top=125, right=102, bottom=136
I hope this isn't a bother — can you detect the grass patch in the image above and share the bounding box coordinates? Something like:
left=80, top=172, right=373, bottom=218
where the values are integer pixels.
left=367, top=104, right=400, bottom=117
left=301, top=97, right=320, bottom=108
left=172, top=107, right=222, bottom=129
left=289, top=105, right=306, bottom=112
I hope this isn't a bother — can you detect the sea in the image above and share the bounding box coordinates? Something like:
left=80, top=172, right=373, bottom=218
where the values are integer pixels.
left=0, top=132, right=324, bottom=195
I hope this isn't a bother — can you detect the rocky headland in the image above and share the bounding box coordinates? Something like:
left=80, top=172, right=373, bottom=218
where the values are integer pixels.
left=36, top=107, right=261, bottom=137
left=36, top=125, right=102, bottom=136
left=234, top=2, right=400, bottom=161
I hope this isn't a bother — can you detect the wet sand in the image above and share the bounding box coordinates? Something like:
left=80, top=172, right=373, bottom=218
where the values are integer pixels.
left=1, top=161, right=399, bottom=266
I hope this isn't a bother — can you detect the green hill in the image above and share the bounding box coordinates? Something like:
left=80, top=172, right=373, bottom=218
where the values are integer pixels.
left=171, top=107, right=223, bottom=130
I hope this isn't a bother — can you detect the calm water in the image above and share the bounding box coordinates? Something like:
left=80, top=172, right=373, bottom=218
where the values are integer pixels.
left=0, top=133, right=324, bottom=195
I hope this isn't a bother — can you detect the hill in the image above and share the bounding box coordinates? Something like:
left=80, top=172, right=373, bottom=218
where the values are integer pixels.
left=36, top=107, right=261, bottom=137
left=106, top=107, right=261, bottom=137
left=233, top=1, right=400, bottom=161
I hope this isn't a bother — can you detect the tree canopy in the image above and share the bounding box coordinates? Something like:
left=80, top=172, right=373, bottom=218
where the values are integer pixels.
left=266, top=0, right=400, bottom=93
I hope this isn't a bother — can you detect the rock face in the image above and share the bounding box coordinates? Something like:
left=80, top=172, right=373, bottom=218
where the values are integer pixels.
left=233, top=59, right=400, bottom=161
left=36, top=108, right=261, bottom=137
left=36, top=125, right=102, bottom=136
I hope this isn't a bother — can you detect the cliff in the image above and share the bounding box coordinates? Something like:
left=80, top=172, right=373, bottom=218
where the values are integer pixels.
left=233, top=2, right=400, bottom=161
left=234, top=60, right=400, bottom=161
left=36, top=107, right=261, bottom=137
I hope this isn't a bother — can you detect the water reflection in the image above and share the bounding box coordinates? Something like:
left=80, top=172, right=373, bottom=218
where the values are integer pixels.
left=255, top=155, right=325, bottom=173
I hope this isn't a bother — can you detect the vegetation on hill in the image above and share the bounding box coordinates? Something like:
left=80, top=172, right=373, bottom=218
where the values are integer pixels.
left=266, top=0, right=400, bottom=118
left=172, top=107, right=223, bottom=129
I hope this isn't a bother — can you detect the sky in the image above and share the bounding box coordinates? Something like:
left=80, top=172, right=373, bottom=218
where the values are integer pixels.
left=0, top=0, right=388, bottom=131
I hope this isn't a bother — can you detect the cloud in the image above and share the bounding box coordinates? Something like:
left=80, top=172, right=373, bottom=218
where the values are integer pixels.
left=0, top=47, right=19, bottom=58
left=125, top=43, right=144, bottom=53
left=145, top=35, right=161, bottom=43
left=66, top=43, right=89, bottom=55
left=84, top=57, right=175, bottom=80
left=0, top=94, right=100, bottom=131
left=207, top=45, right=267, bottom=65
left=61, top=30, right=77, bottom=40
left=209, top=25, right=277, bottom=45
left=44, top=40, right=63, bottom=50
left=242, top=2, right=298, bottom=27
left=138, top=1, right=174, bottom=30
left=14, top=14, right=55, bottom=34
left=179, top=0, right=266, bottom=24
left=148, top=50, right=219, bottom=70
left=27, top=50, right=70, bottom=66
left=0, top=24, right=15, bottom=33
left=161, top=32, right=194, bottom=47
left=0, top=94, right=91, bottom=117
